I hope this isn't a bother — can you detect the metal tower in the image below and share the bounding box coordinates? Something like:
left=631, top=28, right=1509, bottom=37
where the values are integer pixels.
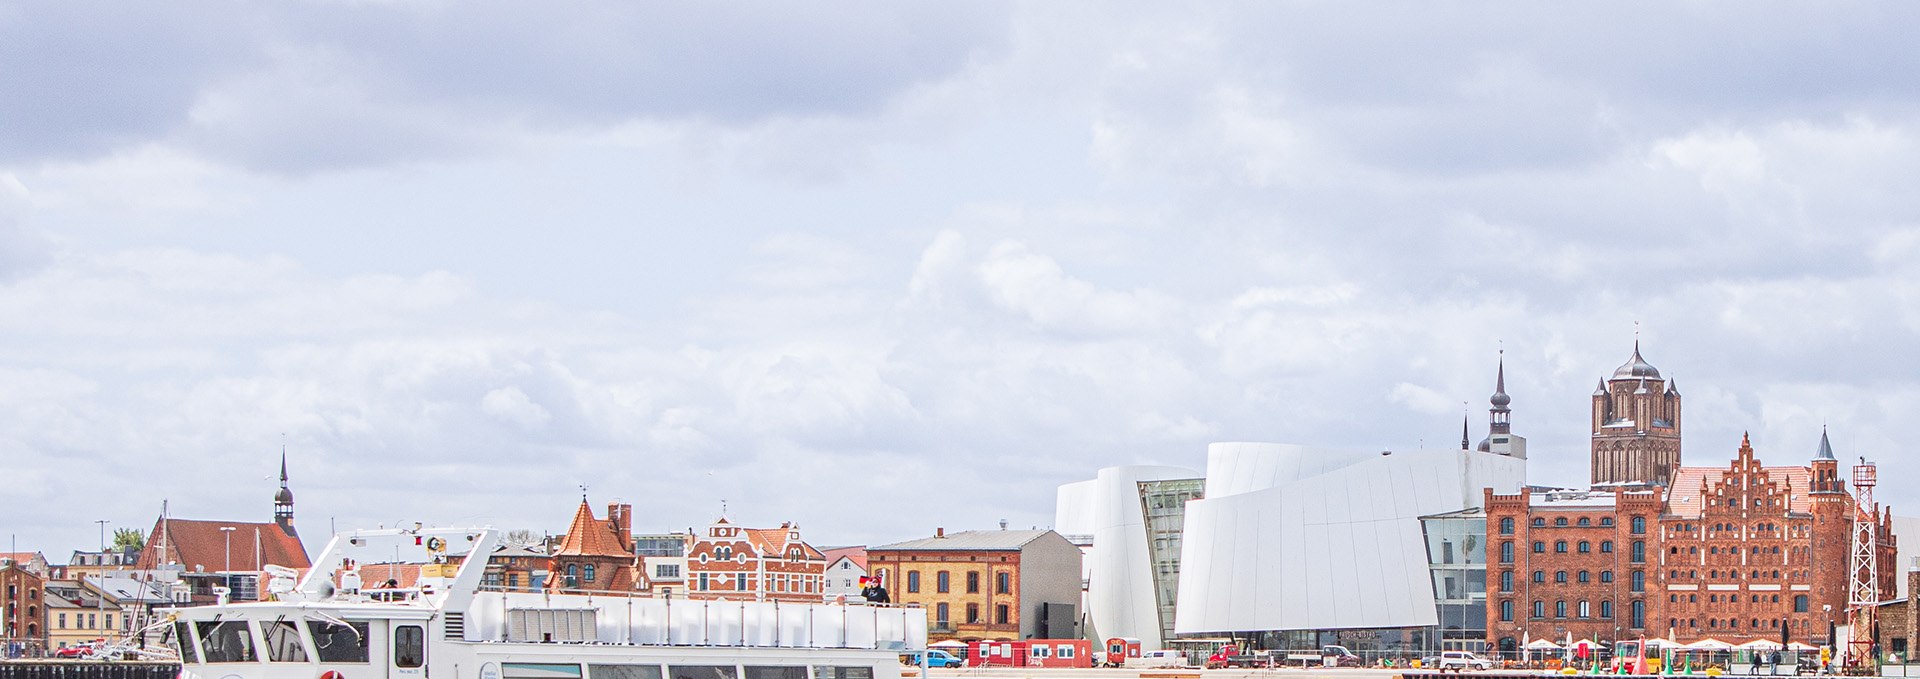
left=1848, top=458, right=1878, bottom=667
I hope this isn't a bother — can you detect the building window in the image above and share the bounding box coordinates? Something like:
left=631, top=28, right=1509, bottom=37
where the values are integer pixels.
left=966, top=571, right=979, bottom=594
left=996, top=571, right=1010, bottom=594
left=1600, top=540, right=1613, bottom=553
left=936, top=571, right=950, bottom=593
left=1578, top=541, right=1591, bottom=554
left=1555, top=540, right=1568, bottom=553
left=1555, top=600, right=1567, bottom=619
left=935, top=603, right=949, bottom=625
left=1577, top=571, right=1590, bottom=584
left=1794, top=595, right=1809, bottom=613
left=584, top=564, right=596, bottom=583
left=1500, top=571, right=1513, bottom=592
left=1500, top=600, right=1514, bottom=622
left=1630, top=541, right=1646, bottom=563
left=1631, top=516, right=1646, bottom=534
left=995, top=604, right=1009, bottom=625
left=1500, top=542, right=1514, bottom=563
left=1532, top=570, right=1545, bottom=584
left=1630, top=570, right=1645, bottom=593
left=1630, top=600, right=1645, bottom=628
left=1532, top=541, right=1545, bottom=554
left=1578, top=600, right=1591, bottom=619
left=1578, top=517, right=1591, bottom=527
left=657, top=564, right=680, bottom=578
left=1600, top=517, right=1614, bottom=527
left=966, top=603, right=980, bottom=623
left=1532, top=600, right=1545, bottom=619
left=907, top=571, right=920, bottom=593
left=1499, top=518, right=1515, bottom=535
left=1555, top=571, right=1567, bottom=584
left=1555, top=517, right=1568, bottom=527
left=1600, top=600, right=1614, bottom=619
left=1532, top=518, right=1545, bottom=527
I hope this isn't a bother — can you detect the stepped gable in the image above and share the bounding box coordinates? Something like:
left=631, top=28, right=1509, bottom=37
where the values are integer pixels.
left=136, top=517, right=310, bottom=572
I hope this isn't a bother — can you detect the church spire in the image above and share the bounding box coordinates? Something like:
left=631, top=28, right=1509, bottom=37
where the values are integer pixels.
left=273, top=444, right=295, bottom=528
left=1816, top=426, right=1835, bottom=460
left=1461, top=409, right=1470, bottom=450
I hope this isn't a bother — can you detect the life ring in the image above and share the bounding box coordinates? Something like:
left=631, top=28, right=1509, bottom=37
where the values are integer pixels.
left=321, top=671, right=347, bottom=679
left=426, top=537, right=447, bottom=553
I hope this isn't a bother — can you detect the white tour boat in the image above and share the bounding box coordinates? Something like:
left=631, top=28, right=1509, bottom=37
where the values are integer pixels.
left=164, top=527, right=927, bottom=679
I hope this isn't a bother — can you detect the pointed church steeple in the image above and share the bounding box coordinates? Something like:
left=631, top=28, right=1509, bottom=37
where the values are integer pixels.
left=1461, top=411, right=1470, bottom=450
left=1477, top=350, right=1526, bottom=458
left=1816, top=426, right=1835, bottom=460
left=273, top=445, right=295, bottom=529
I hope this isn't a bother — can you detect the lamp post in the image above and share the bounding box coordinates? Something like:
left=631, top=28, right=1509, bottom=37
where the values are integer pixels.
left=95, top=519, right=108, bottom=641
left=220, top=526, right=237, bottom=599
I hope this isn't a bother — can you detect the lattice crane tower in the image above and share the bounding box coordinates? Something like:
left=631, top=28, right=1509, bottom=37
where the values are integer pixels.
left=1848, top=457, right=1878, bottom=666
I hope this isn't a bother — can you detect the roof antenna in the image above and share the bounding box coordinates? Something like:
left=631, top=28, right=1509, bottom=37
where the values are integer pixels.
left=578, top=484, right=588, bottom=501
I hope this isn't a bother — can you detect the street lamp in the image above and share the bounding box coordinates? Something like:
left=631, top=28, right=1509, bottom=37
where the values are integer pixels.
left=95, top=520, right=108, bottom=641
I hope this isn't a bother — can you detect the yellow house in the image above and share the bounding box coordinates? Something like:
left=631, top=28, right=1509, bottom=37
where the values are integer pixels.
left=44, top=582, right=121, bottom=649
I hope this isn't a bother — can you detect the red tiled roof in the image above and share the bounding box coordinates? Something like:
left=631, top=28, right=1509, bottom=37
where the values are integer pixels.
left=137, top=518, right=310, bottom=572
left=821, top=546, right=867, bottom=570
left=351, top=563, right=424, bottom=590
left=552, top=501, right=631, bottom=558
left=743, top=525, right=824, bottom=561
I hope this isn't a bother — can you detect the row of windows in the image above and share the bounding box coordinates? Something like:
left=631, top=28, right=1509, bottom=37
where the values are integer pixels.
left=1498, top=516, right=1637, bottom=534
left=1498, top=599, right=1634, bottom=623
left=905, top=570, right=1012, bottom=595
left=931, top=602, right=1011, bottom=625
left=1667, top=568, right=1793, bottom=580
left=1666, top=593, right=1809, bottom=611
left=1502, top=540, right=1643, bottom=562
left=56, top=612, right=114, bottom=630
left=1499, top=569, right=1643, bottom=592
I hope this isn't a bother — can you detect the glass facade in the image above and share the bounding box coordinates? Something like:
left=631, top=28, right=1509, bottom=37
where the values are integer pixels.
left=1421, top=509, right=1489, bottom=653
left=1138, top=478, right=1204, bottom=646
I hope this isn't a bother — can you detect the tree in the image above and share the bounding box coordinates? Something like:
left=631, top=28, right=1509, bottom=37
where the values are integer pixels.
left=502, top=529, right=543, bottom=548
left=112, top=527, right=146, bottom=551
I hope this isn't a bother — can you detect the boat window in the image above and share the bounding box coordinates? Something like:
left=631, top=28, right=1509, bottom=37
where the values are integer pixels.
left=587, top=666, right=659, bottom=679
left=811, top=668, right=872, bottom=679
left=395, top=625, right=426, bottom=668
left=196, top=620, right=258, bottom=663
left=265, top=621, right=309, bottom=662
left=668, top=666, right=738, bottom=679
left=168, top=621, right=199, bottom=663
left=744, top=668, right=806, bottom=679
left=506, top=663, right=585, bottom=679
left=307, top=620, right=371, bottom=663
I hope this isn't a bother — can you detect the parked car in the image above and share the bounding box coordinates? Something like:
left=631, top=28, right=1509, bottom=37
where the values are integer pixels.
left=53, top=644, right=93, bottom=659
left=1435, top=651, right=1492, bottom=672
left=901, top=650, right=964, bottom=668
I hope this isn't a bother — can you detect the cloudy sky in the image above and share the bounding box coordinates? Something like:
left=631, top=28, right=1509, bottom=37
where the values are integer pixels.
left=6, top=2, right=1920, bottom=557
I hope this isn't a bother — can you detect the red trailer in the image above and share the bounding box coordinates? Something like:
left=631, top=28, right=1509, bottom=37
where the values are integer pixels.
left=1104, top=637, right=1143, bottom=667
left=967, top=639, right=1094, bottom=668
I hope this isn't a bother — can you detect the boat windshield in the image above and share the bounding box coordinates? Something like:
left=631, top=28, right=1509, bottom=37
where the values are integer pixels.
left=264, top=620, right=309, bottom=662
left=307, top=620, right=371, bottom=663
left=197, top=620, right=257, bottom=663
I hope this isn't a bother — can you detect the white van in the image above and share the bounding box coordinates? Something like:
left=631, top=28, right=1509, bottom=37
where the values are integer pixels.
left=1124, top=650, right=1189, bottom=668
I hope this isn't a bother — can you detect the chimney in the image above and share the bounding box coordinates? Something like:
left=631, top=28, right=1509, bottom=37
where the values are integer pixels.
left=935, top=527, right=945, bottom=538
left=609, top=504, right=633, bottom=538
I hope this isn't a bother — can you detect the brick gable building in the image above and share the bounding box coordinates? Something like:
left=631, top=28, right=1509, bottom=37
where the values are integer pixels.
left=685, top=518, right=827, bottom=603
left=548, top=499, right=643, bottom=593
left=1485, top=487, right=1661, bottom=653
left=867, top=528, right=1082, bottom=642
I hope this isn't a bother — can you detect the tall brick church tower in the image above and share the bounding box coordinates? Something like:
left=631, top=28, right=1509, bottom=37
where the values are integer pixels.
left=1590, top=342, right=1682, bottom=487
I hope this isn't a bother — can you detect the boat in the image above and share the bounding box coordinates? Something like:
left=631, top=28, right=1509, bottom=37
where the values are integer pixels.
left=163, top=526, right=927, bottom=679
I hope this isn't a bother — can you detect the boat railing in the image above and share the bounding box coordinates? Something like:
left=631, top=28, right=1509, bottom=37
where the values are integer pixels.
left=473, top=584, right=925, bottom=610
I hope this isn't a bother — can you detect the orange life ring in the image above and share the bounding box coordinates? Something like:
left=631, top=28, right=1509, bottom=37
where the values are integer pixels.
left=321, top=670, right=347, bottom=679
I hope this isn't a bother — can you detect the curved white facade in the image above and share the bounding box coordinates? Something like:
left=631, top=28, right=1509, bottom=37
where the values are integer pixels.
left=1055, top=465, right=1198, bottom=650
left=1173, top=443, right=1524, bottom=634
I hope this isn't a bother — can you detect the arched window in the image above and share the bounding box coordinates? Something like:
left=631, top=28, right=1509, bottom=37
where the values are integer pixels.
left=1630, top=600, right=1645, bottom=628
left=1533, top=541, right=1546, bottom=553
left=1578, top=570, right=1591, bottom=584
left=1578, top=517, right=1592, bottom=526
left=1500, top=542, right=1514, bottom=563
left=1555, top=540, right=1568, bottom=553
left=1630, top=570, right=1646, bottom=592
left=1533, top=570, right=1545, bottom=583
left=1555, top=517, right=1568, bottom=527
left=1555, top=600, right=1567, bottom=618
left=1555, top=570, right=1568, bottom=584
left=1601, top=540, right=1614, bottom=553
left=1501, top=600, right=1514, bottom=622
left=1500, top=518, right=1515, bottom=535
left=1631, top=540, right=1646, bottom=563
left=1600, top=570, right=1614, bottom=583
left=1578, top=541, right=1591, bottom=554
left=1532, top=518, right=1546, bottom=527
left=1500, top=571, right=1514, bottom=592
left=1533, top=600, right=1545, bottom=618
left=1578, top=600, right=1591, bottom=619
left=1631, top=516, right=1646, bottom=534
left=1600, top=600, right=1614, bottom=619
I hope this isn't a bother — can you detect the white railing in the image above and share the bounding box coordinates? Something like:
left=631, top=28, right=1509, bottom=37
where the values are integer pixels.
left=463, top=591, right=927, bottom=651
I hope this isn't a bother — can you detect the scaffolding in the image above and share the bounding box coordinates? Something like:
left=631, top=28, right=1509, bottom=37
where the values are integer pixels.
left=1847, top=458, right=1877, bottom=670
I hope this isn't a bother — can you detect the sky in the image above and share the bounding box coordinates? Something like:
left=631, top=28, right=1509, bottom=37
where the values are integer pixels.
left=6, top=1, right=1920, bottom=558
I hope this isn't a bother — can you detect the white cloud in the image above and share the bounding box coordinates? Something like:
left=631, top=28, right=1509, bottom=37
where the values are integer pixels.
left=481, top=386, right=553, bottom=430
